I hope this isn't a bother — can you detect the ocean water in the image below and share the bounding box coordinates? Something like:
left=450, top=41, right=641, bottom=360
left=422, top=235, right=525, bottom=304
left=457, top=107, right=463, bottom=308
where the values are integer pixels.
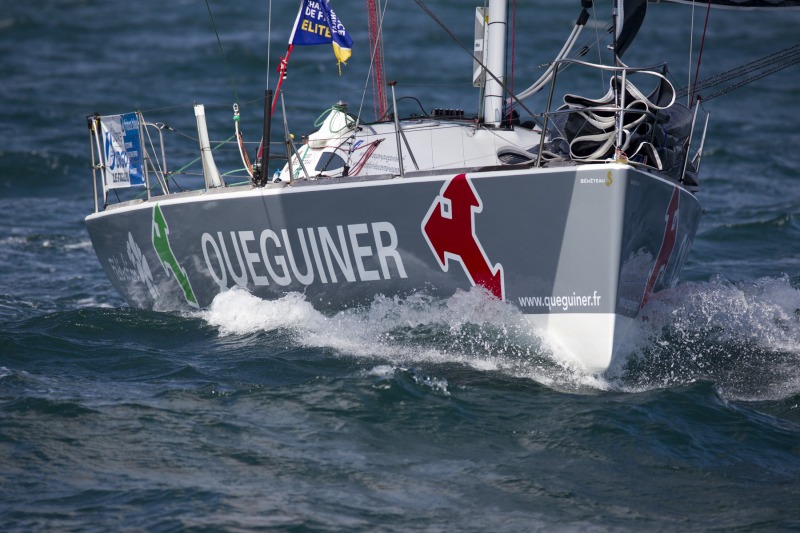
left=2, top=1, right=800, bottom=530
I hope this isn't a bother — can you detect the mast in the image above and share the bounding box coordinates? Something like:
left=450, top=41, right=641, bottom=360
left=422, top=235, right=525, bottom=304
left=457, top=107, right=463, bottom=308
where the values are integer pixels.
left=483, top=0, right=507, bottom=127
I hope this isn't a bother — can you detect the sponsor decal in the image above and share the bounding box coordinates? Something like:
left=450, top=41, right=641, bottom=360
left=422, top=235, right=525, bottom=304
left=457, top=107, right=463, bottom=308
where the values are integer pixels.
left=152, top=204, right=199, bottom=307
left=421, top=173, right=504, bottom=299
left=99, top=112, right=144, bottom=189
left=360, top=150, right=400, bottom=174
left=108, top=232, right=159, bottom=300
left=200, top=222, right=407, bottom=289
left=640, top=187, right=680, bottom=307
left=518, top=291, right=602, bottom=311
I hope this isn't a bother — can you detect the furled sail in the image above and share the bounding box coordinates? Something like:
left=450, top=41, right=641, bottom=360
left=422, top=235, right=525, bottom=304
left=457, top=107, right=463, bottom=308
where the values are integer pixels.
left=614, top=0, right=648, bottom=58
left=658, top=0, right=800, bottom=8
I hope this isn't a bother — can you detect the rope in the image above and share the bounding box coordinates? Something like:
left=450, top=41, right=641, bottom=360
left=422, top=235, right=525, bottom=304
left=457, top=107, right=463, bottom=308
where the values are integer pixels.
left=204, top=0, right=240, bottom=105
left=313, top=105, right=356, bottom=131
left=167, top=134, right=236, bottom=178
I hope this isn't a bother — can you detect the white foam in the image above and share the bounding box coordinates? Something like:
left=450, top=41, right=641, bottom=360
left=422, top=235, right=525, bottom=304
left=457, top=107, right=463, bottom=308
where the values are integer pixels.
left=615, top=275, right=800, bottom=400
left=199, top=277, right=800, bottom=398
left=364, top=365, right=452, bottom=395
left=64, top=240, right=94, bottom=251
left=75, top=297, right=114, bottom=309
left=641, top=274, right=800, bottom=354
left=199, top=288, right=604, bottom=391
left=365, top=365, right=396, bottom=378
left=0, top=236, right=27, bottom=246
left=201, top=288, right=321, bottom=336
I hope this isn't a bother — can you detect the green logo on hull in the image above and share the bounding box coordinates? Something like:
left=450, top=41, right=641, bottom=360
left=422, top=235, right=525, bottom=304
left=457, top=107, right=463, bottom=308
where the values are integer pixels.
left=152, top=203, right=199, bottom=307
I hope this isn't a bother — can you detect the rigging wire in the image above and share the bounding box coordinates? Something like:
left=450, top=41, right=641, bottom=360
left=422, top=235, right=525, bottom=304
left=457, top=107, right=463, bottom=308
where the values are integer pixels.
left=356, top=0, right=389, bottom=125
left=266, top=0, right=273, bottom=90
left=138, top=96, right=265, bottom=116
left=204, top=0, right=240, bottom=105
left=677, top=43, right=800, bottom=102
left=591, top=2, right=604, bottom=87
left=167, top=134, right=237, bottom=178
left=509, top=0, right=516, bottom=123
left=687, top=0, right=696, bottom=107
left=689, top=0, right=713, bottom=107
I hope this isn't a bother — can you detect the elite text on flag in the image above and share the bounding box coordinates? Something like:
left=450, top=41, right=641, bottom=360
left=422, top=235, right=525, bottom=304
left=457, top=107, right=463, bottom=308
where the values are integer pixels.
left=288, top=0, right=353, bottom=66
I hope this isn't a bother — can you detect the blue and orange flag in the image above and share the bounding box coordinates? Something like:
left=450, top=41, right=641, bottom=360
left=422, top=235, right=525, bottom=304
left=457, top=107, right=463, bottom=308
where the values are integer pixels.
left=288, top=0, right=353, bottom=68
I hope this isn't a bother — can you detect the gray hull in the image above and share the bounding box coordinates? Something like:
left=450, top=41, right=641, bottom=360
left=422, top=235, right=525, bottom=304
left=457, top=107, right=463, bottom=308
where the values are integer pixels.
left=86, top=163, right=702, bottom=372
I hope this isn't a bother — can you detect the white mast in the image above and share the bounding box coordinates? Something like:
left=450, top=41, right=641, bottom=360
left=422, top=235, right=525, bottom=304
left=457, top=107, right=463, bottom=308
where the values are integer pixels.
left=193, top=104, right=224, bottom=189
left=483, top=0, right=507, bottom=127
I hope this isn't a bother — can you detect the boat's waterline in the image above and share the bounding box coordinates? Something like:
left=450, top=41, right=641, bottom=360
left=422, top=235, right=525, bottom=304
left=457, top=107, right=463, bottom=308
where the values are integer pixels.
left=85, top=163, right=700, bottom=373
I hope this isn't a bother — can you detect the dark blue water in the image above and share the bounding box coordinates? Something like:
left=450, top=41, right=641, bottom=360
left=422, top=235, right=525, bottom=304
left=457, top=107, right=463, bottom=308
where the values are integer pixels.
left=2, top=1, right=800, bottom=530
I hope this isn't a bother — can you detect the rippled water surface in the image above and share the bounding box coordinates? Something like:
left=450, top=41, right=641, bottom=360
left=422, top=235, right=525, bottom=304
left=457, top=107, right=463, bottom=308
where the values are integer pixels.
left=2, top=1, right=800, bottom=530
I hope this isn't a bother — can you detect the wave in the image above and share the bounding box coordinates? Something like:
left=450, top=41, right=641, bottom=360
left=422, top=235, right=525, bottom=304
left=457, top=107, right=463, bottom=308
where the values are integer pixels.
left=7, top=274, right=797, bottom=402
left=194, top=277, right=800, bottom=400
left=615, top=275, right=800, bottom=401
left=199, top=288, right=605, bottom=392
left=199, top=277, right=800, bottom=400
left=0, top=150, right=86, bottom=197
left=702, top=211, right=800, bottom=241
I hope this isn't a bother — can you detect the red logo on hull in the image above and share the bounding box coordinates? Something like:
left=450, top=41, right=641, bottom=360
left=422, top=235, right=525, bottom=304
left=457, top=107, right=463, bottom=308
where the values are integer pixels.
left=422, top=174, right=504, bottom=299
left=641, top=187, right=680, bottom=307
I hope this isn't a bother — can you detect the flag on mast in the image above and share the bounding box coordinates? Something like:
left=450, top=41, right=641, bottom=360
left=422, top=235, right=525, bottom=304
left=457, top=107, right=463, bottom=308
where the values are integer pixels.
left=288, top=0, right=353, bottom=68
left=271, top=0, right=352, bottom=116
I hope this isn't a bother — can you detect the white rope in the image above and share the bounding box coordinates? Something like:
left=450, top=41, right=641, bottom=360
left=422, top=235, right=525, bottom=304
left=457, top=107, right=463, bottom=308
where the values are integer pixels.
left=234, top=104, right=254, bottom=178
left=514, top=22, right=585, bottom=101
left=558, top=73, right=676, bottom=161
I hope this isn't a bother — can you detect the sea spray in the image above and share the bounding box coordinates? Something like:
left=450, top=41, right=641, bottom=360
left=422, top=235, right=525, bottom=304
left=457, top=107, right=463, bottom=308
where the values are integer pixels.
left=612, top=275, right=800, bottom=400
left=198, top=287, right=606, bottom=391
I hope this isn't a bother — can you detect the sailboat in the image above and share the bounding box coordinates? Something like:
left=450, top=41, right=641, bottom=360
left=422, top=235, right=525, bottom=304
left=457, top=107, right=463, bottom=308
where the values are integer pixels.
left=84, top=0, right=798, bottom=373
